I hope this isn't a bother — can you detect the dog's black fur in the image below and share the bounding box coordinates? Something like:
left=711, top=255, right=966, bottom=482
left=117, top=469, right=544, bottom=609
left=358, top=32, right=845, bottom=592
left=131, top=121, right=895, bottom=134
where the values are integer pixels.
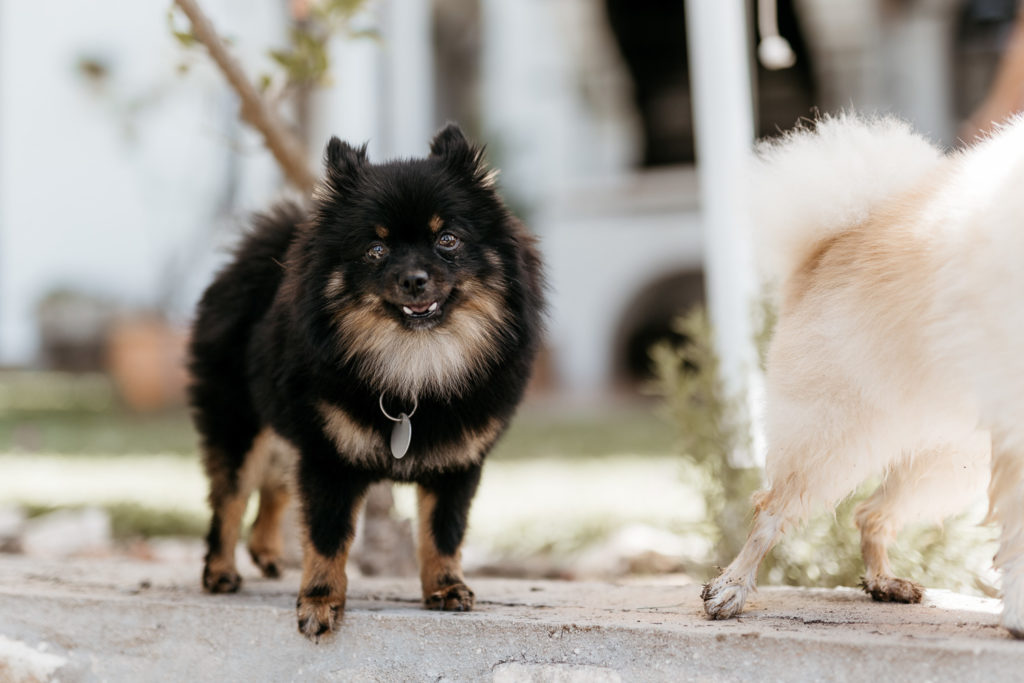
left=188, top=124, right=545, bottom=639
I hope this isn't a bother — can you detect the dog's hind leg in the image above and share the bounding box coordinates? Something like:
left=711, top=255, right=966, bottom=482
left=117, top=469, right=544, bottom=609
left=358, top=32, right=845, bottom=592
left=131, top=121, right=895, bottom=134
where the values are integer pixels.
left=248, top=484, right=290, bottom=578
left=201, top=427, right=274, bottom=592
left=202, top=450, right=257, bottom=593
left=701, top=494, right=790, bottom=620
left=856, top=437, right=989, bottom=603
left=703, top=417, right=877, bottom=619
left=988, top=431, right=1024, bottom=638
left=247, top=432, right=296, bottom=579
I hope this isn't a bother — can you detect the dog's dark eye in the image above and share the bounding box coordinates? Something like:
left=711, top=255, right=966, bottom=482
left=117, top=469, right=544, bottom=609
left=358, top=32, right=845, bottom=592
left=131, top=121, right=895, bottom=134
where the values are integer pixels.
left=366, top=243, right=389, bottom=260
left=437, top=233, right=461, bottom=251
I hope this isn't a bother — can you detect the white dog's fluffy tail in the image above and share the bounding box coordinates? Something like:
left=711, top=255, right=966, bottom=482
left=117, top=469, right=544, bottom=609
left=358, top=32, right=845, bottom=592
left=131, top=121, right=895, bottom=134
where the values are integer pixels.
left=749, top=114, right=943, bottom=282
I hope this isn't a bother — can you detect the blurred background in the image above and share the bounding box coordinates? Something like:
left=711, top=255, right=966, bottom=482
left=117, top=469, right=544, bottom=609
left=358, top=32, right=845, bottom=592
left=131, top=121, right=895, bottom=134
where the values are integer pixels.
left=0, top=0, right=1017, bottom=591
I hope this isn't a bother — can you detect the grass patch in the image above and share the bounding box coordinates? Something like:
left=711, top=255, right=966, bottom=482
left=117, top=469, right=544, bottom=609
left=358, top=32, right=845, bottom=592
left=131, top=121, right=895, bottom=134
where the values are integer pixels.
left=106, top=502, right=206, bottom=539
left=492, top=406, right=675, bottom=460
left=21, top=502, right=205, bottom=540
left=0, top=409, right=196, bottom=455
left=0, top=375, right=688, bottom=569
left=0, top=402, right=676, bottom=461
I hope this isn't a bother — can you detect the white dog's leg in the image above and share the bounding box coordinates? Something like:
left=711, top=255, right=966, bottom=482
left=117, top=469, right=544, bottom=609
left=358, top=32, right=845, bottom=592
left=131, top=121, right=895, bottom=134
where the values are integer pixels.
left=702, top=501, right=787, bottom=619
left=703, top=382, right=890, bottom=620
left=856, top=439, right=989, bottom=603
left=988, top=435, right=1024, bottom=638
left=702, top=452, right=857, bottom=620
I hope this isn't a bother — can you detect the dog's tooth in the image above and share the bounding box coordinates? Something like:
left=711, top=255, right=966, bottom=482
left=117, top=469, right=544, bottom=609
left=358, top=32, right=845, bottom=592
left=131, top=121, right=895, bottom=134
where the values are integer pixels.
left=428, top=302, right=438, bottom=312
left=403, top=306, right=413, bottom=315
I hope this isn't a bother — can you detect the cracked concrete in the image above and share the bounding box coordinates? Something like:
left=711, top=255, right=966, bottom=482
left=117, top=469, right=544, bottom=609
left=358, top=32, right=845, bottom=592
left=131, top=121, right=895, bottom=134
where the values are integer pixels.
left=0, top=555, right=1021, bottom=681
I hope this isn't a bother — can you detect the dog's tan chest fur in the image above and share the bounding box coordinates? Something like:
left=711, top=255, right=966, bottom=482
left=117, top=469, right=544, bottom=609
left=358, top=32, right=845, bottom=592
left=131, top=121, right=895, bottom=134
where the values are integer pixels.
left=316, top=401, right=499, bottom=473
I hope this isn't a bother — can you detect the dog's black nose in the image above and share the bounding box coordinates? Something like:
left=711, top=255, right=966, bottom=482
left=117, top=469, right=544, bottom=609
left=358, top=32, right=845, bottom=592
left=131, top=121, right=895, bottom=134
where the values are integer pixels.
left=399, top=270, right=429, bottom=296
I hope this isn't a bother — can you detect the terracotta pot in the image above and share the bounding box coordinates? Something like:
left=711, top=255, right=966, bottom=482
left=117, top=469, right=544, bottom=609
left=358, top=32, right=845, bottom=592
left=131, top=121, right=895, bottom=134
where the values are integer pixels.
left=106, top=315, right=189, bottom=412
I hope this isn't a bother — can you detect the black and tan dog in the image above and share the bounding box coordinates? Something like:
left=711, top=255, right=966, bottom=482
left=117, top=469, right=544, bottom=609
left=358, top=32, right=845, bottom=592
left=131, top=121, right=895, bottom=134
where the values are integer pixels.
left=188, top=124, right=545, bottom=640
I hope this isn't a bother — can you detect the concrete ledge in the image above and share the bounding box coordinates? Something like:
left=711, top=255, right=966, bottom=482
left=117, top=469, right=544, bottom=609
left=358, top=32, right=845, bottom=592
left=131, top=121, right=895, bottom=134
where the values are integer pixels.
left=0, top=555, right=1020, bottom=681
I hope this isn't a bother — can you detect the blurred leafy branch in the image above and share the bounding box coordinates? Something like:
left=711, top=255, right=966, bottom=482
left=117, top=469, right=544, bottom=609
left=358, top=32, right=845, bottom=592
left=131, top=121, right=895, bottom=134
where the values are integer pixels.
left=651, top=305, right=996, bottom=594
left=167, top=0, right=375, bottom=192
left=169, top=0, right=374, bottom=88
left=267, top=1, right=379, bottom=89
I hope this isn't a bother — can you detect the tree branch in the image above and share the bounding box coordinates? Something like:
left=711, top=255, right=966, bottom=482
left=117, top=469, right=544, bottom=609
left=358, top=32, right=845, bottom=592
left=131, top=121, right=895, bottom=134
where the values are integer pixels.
left=173, top=0, right=318, bottom=194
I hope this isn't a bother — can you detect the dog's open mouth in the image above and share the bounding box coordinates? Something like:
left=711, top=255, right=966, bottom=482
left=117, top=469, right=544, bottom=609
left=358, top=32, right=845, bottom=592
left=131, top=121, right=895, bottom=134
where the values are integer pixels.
left=400, top=301, right=440, bottom=319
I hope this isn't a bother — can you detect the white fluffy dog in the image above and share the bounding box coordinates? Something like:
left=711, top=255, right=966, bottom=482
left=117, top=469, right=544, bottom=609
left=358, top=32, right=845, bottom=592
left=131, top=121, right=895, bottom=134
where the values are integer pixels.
left=701, top=113, right=1024, bottom=636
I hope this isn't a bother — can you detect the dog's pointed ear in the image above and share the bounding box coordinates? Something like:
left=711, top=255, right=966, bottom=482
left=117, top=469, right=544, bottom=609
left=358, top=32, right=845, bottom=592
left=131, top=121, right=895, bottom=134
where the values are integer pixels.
left=322, top=137, right=367, bottom=195
left=429, top=123, right=495, bottom=187
left=430, top=123, right=470, bottom=159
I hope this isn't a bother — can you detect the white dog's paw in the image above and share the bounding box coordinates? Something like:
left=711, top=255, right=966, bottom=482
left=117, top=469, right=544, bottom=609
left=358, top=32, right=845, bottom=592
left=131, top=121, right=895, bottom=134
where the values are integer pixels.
left=861, top=575, right=923, bottom=604
left=999, top=572, right=1024, bottom=638
left=702, top=578, right=749, bottom=620
left=1002, top=616, right=1024, bottom=639
left=1001, top=606, right=1024, bottom=639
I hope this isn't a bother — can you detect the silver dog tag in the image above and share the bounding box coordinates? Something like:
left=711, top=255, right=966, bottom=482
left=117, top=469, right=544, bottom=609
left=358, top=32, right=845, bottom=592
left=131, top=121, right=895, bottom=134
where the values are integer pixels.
left=390, top=414, right=412, bottom=459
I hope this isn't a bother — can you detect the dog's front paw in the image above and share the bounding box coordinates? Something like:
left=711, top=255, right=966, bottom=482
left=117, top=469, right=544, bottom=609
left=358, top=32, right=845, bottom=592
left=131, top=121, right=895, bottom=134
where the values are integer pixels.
left=202, top=564, right=242, bottom=594
left=702, top=578, right=749, bottom=620
left=425, top=582, right=475, bottom=611
left=296, top=594, right=344, bottom=641
left=861, top=575, right=923, bottom=603
left=249, top=548, right=283, bottom=579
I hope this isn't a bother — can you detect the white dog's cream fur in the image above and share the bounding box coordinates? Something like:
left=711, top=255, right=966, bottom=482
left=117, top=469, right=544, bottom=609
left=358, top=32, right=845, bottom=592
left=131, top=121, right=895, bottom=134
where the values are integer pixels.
left=702, top=114, right=1024, bottom=636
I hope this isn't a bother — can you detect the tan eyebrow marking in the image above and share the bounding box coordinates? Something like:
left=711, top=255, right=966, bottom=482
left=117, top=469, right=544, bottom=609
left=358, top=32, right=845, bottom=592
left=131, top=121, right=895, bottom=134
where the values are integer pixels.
left=375, top=225, right=389, bottom=239
left=428, top=215, right=444, bottom=234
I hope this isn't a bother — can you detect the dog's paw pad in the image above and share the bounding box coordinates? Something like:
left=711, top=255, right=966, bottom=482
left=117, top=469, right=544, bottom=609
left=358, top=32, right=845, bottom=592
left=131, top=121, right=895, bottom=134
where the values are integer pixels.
left=702, top=580, right=748, bottom=620
left=861, top=576, right=923, bottom=603
left=425, top=583, right=475, bottom=611
left=202, top=567, right=242, bottom=594
left=296, top=597, right=344, bottom=642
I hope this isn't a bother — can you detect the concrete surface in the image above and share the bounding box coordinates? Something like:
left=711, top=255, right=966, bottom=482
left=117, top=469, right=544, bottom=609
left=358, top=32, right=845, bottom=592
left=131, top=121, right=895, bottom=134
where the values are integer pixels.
left=0, top=555, right=1021, bottom=682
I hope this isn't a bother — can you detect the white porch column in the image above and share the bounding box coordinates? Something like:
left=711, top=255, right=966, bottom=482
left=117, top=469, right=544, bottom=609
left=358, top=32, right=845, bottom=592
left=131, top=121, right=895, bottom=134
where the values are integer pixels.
left=684, top=0, right=765, bottom=465
left=312, top=11, right=384, bottom=161
left=380, top=0, right=435, bottom=158
left=311, top=0, right=435, bottom=163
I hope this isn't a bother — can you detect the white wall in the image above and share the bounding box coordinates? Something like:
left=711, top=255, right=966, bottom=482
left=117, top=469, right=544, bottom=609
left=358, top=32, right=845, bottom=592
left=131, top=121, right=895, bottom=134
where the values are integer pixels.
left=0, top=0, right=286, bottom=363
left=543, top=197, right=703, bottom=393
